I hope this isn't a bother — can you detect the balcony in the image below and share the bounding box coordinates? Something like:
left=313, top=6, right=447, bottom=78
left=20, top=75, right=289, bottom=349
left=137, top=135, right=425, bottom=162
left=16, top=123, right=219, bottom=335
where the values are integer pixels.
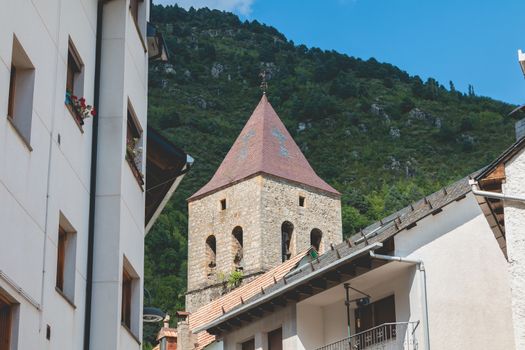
left=316, top=322, right=419, bottom=350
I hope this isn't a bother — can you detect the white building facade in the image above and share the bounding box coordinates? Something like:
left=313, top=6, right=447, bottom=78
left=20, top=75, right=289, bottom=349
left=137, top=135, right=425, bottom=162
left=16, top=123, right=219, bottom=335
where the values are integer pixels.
left=0, top=0, right=160, bottom=349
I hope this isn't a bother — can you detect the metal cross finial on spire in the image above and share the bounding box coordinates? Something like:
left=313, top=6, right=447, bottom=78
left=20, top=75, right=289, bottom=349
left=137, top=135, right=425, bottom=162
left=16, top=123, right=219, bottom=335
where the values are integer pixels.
left=259, top=70, right=268, bottom=95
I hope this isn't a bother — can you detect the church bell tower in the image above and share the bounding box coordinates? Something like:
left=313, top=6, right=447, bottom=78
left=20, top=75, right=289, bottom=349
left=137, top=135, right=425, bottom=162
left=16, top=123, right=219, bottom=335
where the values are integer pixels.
left=185, top=95, right=342, bottom=312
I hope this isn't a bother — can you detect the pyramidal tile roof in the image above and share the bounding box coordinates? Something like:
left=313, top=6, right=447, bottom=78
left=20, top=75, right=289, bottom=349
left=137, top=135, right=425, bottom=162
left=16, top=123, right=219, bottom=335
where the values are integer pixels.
left=189, top=94, right=340, bottom=200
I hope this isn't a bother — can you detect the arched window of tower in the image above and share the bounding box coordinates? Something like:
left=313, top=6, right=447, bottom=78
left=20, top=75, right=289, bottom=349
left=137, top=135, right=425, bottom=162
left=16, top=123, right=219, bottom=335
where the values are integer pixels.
left=310, top=229, right=323, bottom=253
left=205, top=235, right=217, bottom=278
left=232, top=226, right=243, bottom=269
left=281, top=221, right=294, bottom=262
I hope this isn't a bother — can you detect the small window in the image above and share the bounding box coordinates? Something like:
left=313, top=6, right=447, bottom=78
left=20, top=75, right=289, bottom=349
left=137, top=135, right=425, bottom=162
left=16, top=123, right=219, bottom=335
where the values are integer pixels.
left=126, top=101, right=144, bottom=187
left=241, top=339, right=255, bottom=350
left=220, top=199, right=227, bottom=210
left=310, top=229, right=323, bottom=253
left=299, top=196, right=305, bottom=207
left=206, top=235, right=217, bottom=278
left=66, top=39, right=84, bottom=97
left=7, top=35, right=35, bottom=147
left=232, top=226, right=243, bottom=268
left=281, top=221, right=294, bottom=262
left=56, top=214, right=77, bottom=303
left=0, top=293, right=14, bottom=350
left=121, top=258, right=139, bottom=336
left=122, top=269, right=132, bottom=328
left=268, top=328, right=283, bottom=350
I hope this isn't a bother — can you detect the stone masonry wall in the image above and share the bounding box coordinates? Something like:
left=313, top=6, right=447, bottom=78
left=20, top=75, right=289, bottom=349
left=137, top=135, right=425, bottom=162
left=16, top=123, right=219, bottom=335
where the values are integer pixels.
left=503, top=147, right=525, bottom=350
left=260, top=176, right=342, bottom=270
left=186, top=174, right=342, bottom=312
left=187, top=176, right=264, bottom=312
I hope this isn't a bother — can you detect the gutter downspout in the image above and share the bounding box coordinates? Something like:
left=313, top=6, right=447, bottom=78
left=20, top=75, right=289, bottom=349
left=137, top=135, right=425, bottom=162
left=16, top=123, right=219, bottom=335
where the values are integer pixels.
left=369, top=251, right=430, bottom=350
left=84, top=1, right=105, bottom=349
left=469, top=187, right=525, bottom=203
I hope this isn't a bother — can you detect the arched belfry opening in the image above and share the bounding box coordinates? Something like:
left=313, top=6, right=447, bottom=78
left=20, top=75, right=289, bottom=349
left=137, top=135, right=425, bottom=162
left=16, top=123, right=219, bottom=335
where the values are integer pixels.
left=281, top=221, right=294, bottom=262
left=310, top=228, right=323, bottom=253
left=232, top=226, right=243, bottom=269
left=205, top=235, right=217, bottom=278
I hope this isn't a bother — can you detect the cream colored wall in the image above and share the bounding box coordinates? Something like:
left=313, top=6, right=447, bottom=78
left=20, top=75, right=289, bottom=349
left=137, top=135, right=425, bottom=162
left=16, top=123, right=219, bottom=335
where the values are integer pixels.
left=503, top=147, right=525, bottom=350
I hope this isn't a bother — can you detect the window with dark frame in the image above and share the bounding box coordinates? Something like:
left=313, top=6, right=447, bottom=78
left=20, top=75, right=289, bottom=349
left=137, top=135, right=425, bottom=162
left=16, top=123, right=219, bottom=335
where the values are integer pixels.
left=241, top=339, right=255, bottom=350
left=299, top=196, right=305, bottom=207
left=7, top=65, right=16, bottom=118
left=56, top=226, right=66, bottom=292
left=220, top=199, right=227, bottom=210
left=0, top=294, right=12, bottom=350
left=355, top=295, right=396, bottom=336
left=121, top=268, right=132, bottom=329
left=8, top=36, right=35, bottom=147
left=55, top=217, right=77, bottom=304
left=126, top=103, right=144, bottom=186
left=66, top=44, right=82, bottom=96
left=268, top=327, right=283, bottom=350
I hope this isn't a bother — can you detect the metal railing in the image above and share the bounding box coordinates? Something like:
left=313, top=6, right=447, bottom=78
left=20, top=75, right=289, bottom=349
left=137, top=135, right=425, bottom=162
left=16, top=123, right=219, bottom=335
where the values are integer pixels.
left=316, top=321, right=419, bottom=350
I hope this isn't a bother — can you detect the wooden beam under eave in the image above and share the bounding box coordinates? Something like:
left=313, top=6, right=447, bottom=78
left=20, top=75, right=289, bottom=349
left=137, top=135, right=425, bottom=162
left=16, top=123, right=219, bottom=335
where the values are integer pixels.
left=297, top=285, right=314, bottom=296
left=261, top=303, right=274, bottom=312
left=284, top=291, right=300, bottom=302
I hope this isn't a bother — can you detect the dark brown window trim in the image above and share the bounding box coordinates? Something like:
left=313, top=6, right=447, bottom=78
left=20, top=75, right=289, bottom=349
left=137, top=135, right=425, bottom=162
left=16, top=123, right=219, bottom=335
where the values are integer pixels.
left=121, top=322, right=141, bottom=345
left=55, top=287, right=76, bottom=309
left=65, top=103, right=85, bottom=133
left=7, top=116, right=32, bottom=152
left=8, top=65, right=16, bottom=118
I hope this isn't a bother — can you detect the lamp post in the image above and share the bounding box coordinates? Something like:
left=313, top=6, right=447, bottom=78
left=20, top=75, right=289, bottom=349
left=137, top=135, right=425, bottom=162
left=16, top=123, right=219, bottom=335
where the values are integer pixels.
left=143, top=288, right=166, bottom=323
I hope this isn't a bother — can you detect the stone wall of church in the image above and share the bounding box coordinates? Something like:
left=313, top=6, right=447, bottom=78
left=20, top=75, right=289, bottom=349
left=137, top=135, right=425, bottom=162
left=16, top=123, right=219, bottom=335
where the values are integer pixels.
left=187, top=176, right=265, bottom=312
left=186, top=174, right=342, bottom=312
left=259, top=176, right=342, bottom=270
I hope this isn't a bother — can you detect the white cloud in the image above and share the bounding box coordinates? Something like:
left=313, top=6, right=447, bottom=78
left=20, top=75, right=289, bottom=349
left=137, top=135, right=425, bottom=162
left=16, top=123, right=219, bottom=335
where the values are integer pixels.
left=154, top=0, right=255, bottom=16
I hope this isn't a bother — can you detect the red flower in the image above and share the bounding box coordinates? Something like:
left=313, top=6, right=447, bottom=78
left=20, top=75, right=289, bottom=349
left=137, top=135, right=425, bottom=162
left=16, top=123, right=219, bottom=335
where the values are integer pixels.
left=72, top=95, right=78, bottom=100
left=91, top=108, right=97, bottom=117
left=80, top=98, right=86, bottom=108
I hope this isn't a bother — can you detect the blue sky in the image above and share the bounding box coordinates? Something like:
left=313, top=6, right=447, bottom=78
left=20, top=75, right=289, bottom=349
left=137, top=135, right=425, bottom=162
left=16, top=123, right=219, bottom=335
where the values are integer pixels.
left=154, top=0, right=525, bottom=104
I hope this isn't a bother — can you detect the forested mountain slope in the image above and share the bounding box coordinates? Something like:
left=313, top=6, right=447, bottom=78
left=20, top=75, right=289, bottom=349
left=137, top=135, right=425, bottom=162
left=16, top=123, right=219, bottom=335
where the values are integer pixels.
left=143, top=4, right=517, bottom=344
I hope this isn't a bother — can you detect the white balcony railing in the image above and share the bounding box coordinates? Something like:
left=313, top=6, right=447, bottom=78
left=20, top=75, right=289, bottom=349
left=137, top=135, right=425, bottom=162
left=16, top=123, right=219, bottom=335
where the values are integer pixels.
left=316, top=321, right=419, bottom=350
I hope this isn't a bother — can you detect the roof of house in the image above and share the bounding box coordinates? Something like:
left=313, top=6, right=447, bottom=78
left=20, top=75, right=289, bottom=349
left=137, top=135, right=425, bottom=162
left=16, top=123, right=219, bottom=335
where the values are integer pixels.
left=189, top=249, right=313, bottom=349
left=193, top=175, right=474, bottom=335
left=146, top=126, right=193, bottom=233
left=188, top=94, right=340, bottom=200
left=157, top=327, right=178, bottom=341
left=474, top=135, right=525, bottom=182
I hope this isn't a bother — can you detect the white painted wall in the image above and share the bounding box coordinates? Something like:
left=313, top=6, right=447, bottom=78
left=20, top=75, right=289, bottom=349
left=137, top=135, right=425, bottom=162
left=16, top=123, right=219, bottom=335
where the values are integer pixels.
left=503, top=147, right=525, bottom=350
left=0, top=0, right=149, bottom=349
left=395, top=194, right=515, bottom=350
